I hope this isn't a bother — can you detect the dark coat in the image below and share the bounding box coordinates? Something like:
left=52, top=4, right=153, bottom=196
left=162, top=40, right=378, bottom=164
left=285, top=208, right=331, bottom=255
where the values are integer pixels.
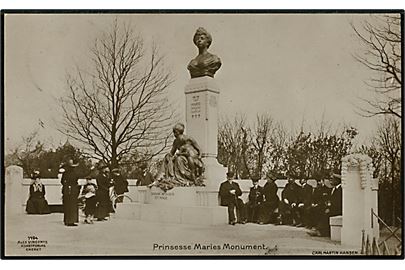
left=282, top=182, right=300, bottom=205
left=330, top=185, right=342, bottom=216
left=61, top=168, right=79, bottom=224
left=26, top=184, right=50, bottom=214
left=248, top=186, right=264, bottom=206
left=219, top=180, right=243, bottom=206
left=137, top=171, right=154, bottom=186
left=299, top=183, right=313, bottom=206
left=95, top=172, right=113, bottom=219
left=263, top=182, right=279, bottom=203
left=312, top=184, right=331, bottom=207
left=112, top=174, right=129, bottom=195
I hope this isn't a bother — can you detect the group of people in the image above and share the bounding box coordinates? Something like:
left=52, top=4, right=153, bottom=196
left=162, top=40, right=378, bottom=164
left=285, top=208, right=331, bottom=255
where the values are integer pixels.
left=219, top=170, right=342, bottom=237
left=25, top=158, right=129, bottom=227
left=26, top=154, right=342, bottom=237
left=61, top=159, right=129, bottom=226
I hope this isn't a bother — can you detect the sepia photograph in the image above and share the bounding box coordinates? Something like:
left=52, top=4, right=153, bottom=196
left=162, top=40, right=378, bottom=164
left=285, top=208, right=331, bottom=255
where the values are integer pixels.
left=1, top=10, right=404, bottom=258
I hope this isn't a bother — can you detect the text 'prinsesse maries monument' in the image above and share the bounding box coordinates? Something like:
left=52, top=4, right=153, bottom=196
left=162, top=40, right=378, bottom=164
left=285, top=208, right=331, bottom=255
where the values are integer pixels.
left=115, top=27, right=228, bottom=225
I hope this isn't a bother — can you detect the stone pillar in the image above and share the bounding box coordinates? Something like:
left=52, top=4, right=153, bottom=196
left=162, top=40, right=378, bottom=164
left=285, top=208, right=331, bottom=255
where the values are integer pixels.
left=184, top=76, right=226, bottom=190
left=341, top=154, right=375, bottom=249
left=5, top=166, right=25, bottom=216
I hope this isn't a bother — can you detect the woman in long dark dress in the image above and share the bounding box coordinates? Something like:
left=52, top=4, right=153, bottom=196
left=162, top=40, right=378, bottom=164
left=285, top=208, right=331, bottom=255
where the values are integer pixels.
left=26, top=171, right=50, bottom=215
left=61, top=159, right=80, bottom=226
left=95, top=167, right=112, bottom=221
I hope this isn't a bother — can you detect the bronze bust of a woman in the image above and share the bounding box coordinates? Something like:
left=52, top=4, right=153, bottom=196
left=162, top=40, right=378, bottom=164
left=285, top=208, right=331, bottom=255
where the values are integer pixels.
left=187, top=27, right=222, bottom=78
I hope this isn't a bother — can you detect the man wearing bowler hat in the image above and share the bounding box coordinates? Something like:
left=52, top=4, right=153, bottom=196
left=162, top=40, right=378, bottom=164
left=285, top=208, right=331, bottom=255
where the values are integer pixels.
left=219, top=170, right=247, bottom=225
left=246, top=175, right=264, bottom=224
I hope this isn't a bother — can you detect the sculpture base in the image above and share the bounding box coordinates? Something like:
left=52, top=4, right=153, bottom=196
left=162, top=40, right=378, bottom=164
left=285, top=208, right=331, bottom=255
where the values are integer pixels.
left=115, top=203, right=227, bottom=225
left=115, top=186, right=227, bottom=225
left=202, top=157, right=227, bottom=191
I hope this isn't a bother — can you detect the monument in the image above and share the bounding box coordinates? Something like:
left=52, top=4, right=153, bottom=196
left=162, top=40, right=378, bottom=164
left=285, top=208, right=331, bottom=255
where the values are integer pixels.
left=184, top=27, right=227, bottom=190
left=115, top=27, right=227, bottom=225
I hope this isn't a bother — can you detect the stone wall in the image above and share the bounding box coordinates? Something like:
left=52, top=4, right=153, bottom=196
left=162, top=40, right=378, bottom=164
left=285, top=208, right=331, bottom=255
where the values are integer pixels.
left=7, top=165, right=320, bottom=209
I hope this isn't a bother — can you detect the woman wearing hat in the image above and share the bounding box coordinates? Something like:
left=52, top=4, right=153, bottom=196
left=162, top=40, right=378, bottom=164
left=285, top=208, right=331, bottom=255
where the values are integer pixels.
left=26, top=171, right=50, bottom=215
left=61, top=159, right=80, bottom=226
left=111, top=168, right=128, bottom=203
left=95, top=165, right=113, bottom=221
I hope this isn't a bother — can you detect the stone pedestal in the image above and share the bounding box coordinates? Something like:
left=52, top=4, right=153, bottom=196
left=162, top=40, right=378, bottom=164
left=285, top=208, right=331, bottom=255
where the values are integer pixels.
left=340, top=154, right=376, bottom=249
left=115, top=75, right=229, bottom=225
left=116, top=187, right=227, bottom=225
left=184, top=76, right=227, bottom=189
left=5, top=166, right=24, bottom=216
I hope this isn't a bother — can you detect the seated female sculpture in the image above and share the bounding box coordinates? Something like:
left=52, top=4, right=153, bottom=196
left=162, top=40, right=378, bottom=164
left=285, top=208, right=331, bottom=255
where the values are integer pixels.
left=158, top=123, right=204, bottom=187
left=187, top=27, right=222, bottom=78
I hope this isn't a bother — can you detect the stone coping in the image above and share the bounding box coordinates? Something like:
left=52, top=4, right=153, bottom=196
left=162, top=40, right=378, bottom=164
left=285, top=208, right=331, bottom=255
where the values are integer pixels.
left=330, top=216, right=343, bottom=226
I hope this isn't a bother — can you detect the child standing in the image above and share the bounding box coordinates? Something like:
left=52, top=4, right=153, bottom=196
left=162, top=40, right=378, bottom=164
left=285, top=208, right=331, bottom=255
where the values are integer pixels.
left=83, top=181, right=97, bottom=224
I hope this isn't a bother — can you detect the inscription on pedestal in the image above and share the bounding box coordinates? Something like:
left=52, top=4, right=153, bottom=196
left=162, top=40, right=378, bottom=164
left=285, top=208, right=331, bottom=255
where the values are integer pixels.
left=151, top=191, right=175, bottom=200
left=191, top=95, right=201, bottom=118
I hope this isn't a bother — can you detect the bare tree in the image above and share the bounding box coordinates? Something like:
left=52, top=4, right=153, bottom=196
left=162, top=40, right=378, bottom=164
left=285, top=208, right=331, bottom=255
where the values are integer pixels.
left=219, top=113, right=280, bottom=179
left=265, top=122, right=289, bottom=178
left=375, top=116, right=401, bottom=224
left=250, top=113, right=275, bottom=178
left=5, top=129, right=44, bottom=176
left=351, top=15, right=401, bottom=118
left=218, top=114, right=249, bottom=178
left=60, top=20, right=174, bottom=168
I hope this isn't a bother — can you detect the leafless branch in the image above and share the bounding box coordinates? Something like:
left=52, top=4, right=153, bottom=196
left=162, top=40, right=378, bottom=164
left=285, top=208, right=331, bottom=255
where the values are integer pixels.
left=351, top=15, right=402, bottom=118
left=59, top=20, right=175, bottom=167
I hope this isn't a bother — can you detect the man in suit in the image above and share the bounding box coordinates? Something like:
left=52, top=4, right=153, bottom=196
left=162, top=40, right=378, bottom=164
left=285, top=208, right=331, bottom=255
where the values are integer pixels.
left=297, top=178, right=313, bottom=227
left=329, top=174, right=342, bottom=216
left=260, top=174, right=280, bottom=224
left=308, top=173, right=342, bottom=237
left=219, top=170, right=246, bottom=225
left=279, top=177, right=300, bottom=225
left=246, top=176, right=264, bottom=224
left=307, top=177, right=331, bottom=229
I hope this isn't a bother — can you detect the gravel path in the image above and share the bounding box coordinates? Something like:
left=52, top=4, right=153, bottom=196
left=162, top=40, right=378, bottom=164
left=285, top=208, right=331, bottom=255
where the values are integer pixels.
left=5, top=213, right=357, bottom=257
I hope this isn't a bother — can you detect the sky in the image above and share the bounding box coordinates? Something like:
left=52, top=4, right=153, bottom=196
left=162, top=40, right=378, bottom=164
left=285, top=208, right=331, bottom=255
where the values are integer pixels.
left=4, top=13, right=391, bottom=151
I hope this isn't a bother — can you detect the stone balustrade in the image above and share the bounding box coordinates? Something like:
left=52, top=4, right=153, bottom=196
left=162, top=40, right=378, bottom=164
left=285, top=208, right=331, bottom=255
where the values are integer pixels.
left=6, top=165, right=322, bottom=209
